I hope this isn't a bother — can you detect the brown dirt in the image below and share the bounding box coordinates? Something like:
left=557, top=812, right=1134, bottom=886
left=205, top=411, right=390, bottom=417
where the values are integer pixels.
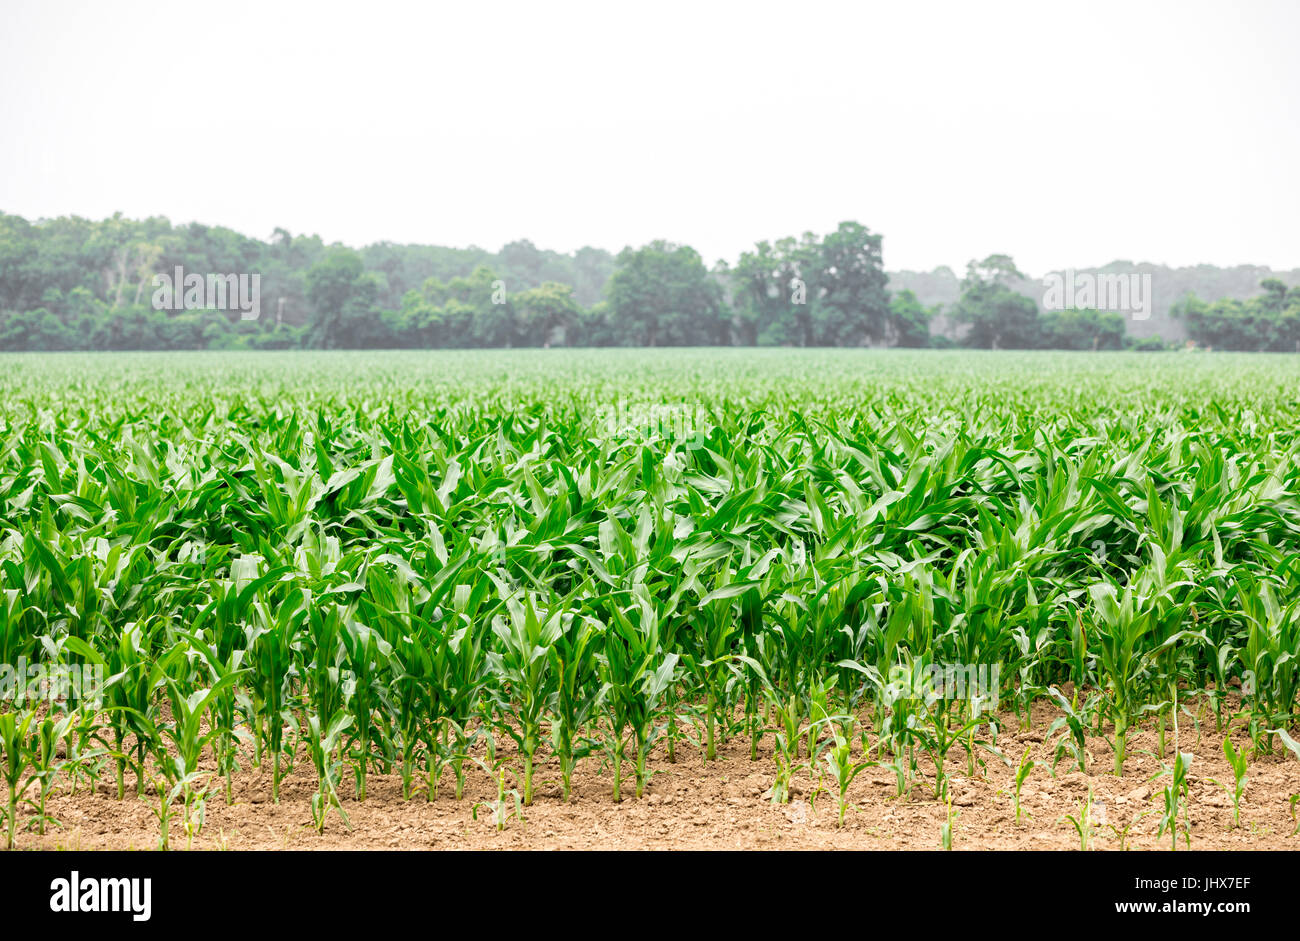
left=19, top=700, right=1300, bottom=851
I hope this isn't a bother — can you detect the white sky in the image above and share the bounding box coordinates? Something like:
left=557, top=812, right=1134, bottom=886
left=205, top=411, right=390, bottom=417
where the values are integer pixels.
left=1, top=0, right=1297, bottom=276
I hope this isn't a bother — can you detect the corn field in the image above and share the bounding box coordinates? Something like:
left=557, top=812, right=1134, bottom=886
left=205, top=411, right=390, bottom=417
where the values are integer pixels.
left=1, top=348, right=1299, bottom=848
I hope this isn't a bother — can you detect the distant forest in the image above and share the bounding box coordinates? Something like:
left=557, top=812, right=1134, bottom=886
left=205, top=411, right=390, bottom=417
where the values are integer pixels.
left=2, top=212, right=1298, bottom=352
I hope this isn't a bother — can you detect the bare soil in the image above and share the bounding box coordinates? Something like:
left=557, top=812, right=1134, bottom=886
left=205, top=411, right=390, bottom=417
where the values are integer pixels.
left=21, top=700, right=1300, bottom=851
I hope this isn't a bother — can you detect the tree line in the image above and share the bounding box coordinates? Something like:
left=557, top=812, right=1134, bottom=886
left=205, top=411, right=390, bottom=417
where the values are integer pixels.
left=0, top=211, right=1295, bottom=351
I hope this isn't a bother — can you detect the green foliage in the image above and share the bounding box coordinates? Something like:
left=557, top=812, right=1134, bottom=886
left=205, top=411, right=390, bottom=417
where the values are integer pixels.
left=1013, top=746, right=1034, bottom=824
left=1062, top=787, right=1097, bottom=850
left=1173, top=279, right=1300, bottom=351
left=954, top=256, right=1042, bottom=349
left=731, top=223, right=892, bottom=346
left=3, top=211, right=1297, bottom=353
left=305, top=248, right=383, bottom=348
left=0, top=349, right=1296, bottom=846
left=1207, top=734, right=1249, bottom=828
left=0, top=709, right=35, bottom=849
left=1152, top=750, right=1194, bottom=850
left=607, top=241, right=726, bottom=346
left=1040, top=307, right=1126, bottom=350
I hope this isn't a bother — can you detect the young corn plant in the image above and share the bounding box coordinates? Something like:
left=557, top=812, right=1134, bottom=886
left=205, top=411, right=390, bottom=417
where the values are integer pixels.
left=338, top=615, right=391, bottom=802
left=1151, top=750, right=1194, bottom=850
left=184, top=560, right=285, bottom=803
left=471, top=736, right=524, bottom=832
left=940, top=792, right=956, bottom=850
left=487, top=593, right=561, bottom=806
left=768, top=692, right=807, bottom=804
left=159, top=674, right=242, bottom=849
left=60, top=708, right=107, bottom=798
left=547, top=610, right=604, bottom=802
left=141, top=763, right=208, bottom=853
left=0, top=709, right=36, bottom=849
left=819, top=712, right=874, bottom=827
left=601, top=590, right=679, bottom=801
left=1237, top=577, right=1300, bottom=752
left=434, top=582, right=493, bottom=801
left=1207, top=734, right=1249, bottom=828
left=1105, top=808, right=1148, bottom=851
left=64, top=624, right=175, bottom=799
left=913, top=703, right=983, bottom=800
left=362, top=561, right=453, bottom=803
left=473, top=765, right=524, bottom=832
left=1062, top=788, right=1097, bottom=851
left=1045, top=686, right=1091, bottom=775
left=305, top=709, right=353, bottom=834
left=1066, top=785, right=1097, bottom=852
left=1090, top=582, right=1149, bottom=777
left=1013, top=746, right=1034, bottom=824
left=27, top=710, right=83, bottom=836
left=740, top=648, right=806, bottom=804
left=246, top=587, right=304, bottom=803
left=685, top=570, right=754, bottom=761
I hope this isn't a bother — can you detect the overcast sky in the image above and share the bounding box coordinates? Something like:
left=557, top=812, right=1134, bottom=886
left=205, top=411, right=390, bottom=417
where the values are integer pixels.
left=1, top=0, right=1297, bottom=275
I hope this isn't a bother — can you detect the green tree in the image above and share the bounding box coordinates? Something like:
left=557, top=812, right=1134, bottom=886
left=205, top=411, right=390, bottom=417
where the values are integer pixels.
left=607, top=242, right=726, bottom=346
left=305, top=248, right=382, bottom=348
left=516, top=282, right=582, bottom=347
left=812, top=222, right=890, bottom=345
left=954, top=255, right=1041, bottom=349
left=446, top=267, right=513, bottom=347
left=1040, top=308, right=1125, bottom=350
left=888, top=289, right=935, bottom=347
left=571, top=246, right=616, bottom=307
left=1173, top=280, right=1300, bottom=351
left=0, top=308, right=73, bottom=350
left=732, top=237, right=818, bottom=346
